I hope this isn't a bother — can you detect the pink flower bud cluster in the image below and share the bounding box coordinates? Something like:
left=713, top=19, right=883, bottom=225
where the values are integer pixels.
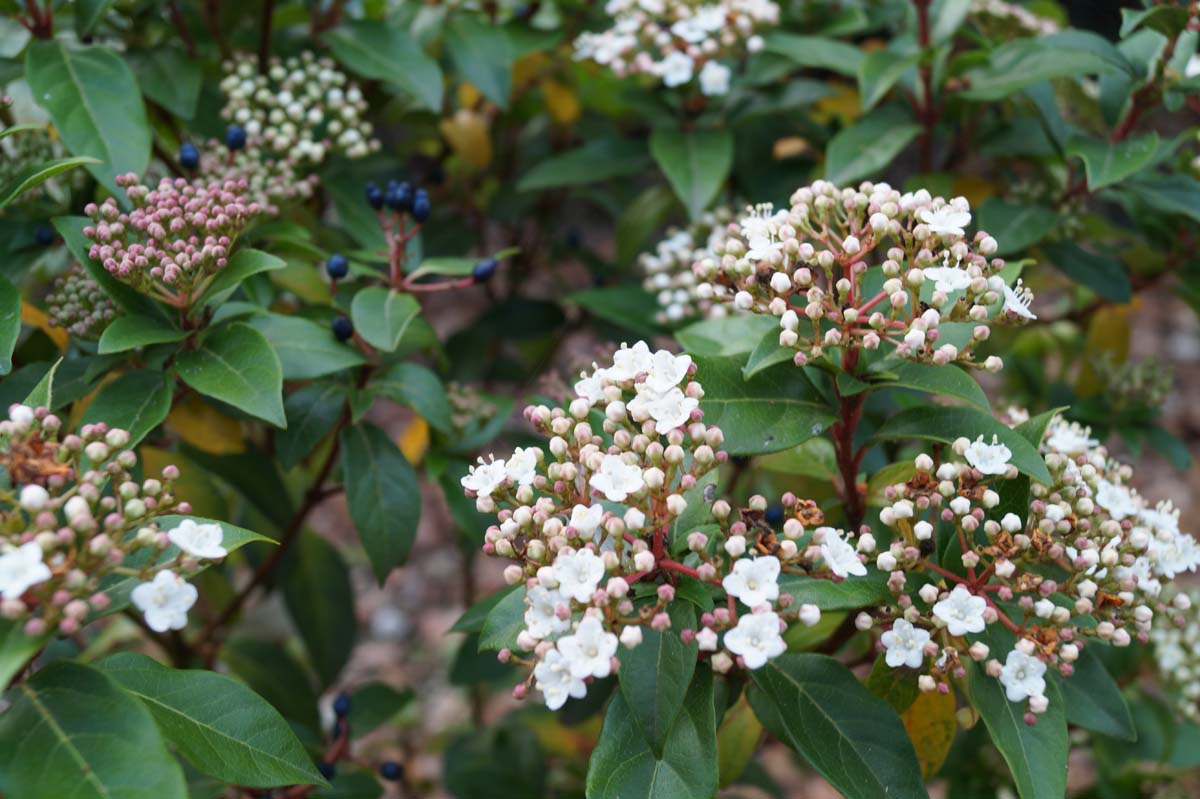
left=696, top=180, right=1030, bottom=372
left=462, top=342, right=864, bottom=709
left=83, top=173, right=259, bottom=302
left=196, top=140, right=319, bottom=217
left=46, top=265, right=118, bottom=340
left=0, top=404, right=217, bottom=639
left=863, top=415, right=1197, bottom=719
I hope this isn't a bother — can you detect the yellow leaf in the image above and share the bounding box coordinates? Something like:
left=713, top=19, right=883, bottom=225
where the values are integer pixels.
left=512, top=52, right=549, bottom=88
left=1076, top=302, right=1132, bottom=397
left=717, top=694, right=763, bottom=787
left=811, top=83, right=862, bottom=126
left=439, top=109, right=493, bottom=170
left=773, top=136, right=811, bottom=160
left=541, top=78, right=580, bottom=125
left=457, top=82, right=482, bottom=108
left=21, top=304, right=68, bottom=353
left=901, top=688, right=957, bottom=779
left=167, top=395, right=246, bottom=455
left=399, top=416, right=430, bottom=464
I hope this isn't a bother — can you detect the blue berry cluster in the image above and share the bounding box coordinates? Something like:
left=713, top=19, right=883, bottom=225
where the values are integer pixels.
left=365, top=179, right=431, bottom=223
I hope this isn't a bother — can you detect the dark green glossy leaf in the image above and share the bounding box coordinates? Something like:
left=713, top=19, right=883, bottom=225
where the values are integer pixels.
left=283, top=532, right=356, bottom=687
left=445, top=16, right=513, bottom=109
left=617, top=603, right=698, bottom=753
left=478, top=584, right=526, bottom=652
left=1056, top=645, right=1135, bottom=741
left=98, top=315, right=187, bottom=354
left=0, top=274, right=21, bottom=375
left=762, top=33, right=864, bottom=76
left=1040, top=241, right=1130, bottom=303
left=177, top=323, right=286, bottom=428
left=777, top=569, right=892, bottom=611
left=325, top=21, right=443, bottom=111
left=278, top=382, right=347, bottom=470
left=517, top=138, right=651, bottom=192
left=370, top=362, right=452, bottom=433
left=339, top=422, right=421, bottom=582
left=350, top=288, right=421, bottom=353
left=245, top=313, right=367, bottom=380
left=649, top=127, right=733, bottom=220
left=81, top=369, right=172, bottom=446
left=825, top=105, right=921, bottom=186
left=1067, top=134, right=1158, bottom=191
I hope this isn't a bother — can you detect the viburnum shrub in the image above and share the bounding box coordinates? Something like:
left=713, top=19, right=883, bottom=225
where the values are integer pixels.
left=2, top=1, right=1200, bottom=798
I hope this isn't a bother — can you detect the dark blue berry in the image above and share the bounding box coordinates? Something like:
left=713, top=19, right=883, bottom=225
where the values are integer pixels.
left=379, top=761, right=404, bottom=782
left=386, top=181, right=413, bottom=213
left=730, top=455, right=750, bottom=467
left=365, top=182, right=384, bottom=210
left=34, top=225, right=55, bottom=246
left=765, top=505, right=783, bottom=525
left=225, top=125, right=247, bottom=151
left=178, top=142, right=200, bottom=170
left=331, top=317, right=354, bottom=343
left=472, top=258, right=498, bottom=284
left=326, top=254, right=349, bottom=280
left=411, top=189, right=431, bottom=223
left=317, top=761, right=337, bottom=780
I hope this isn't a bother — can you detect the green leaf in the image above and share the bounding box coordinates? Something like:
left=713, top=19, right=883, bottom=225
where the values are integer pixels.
left=742, top=327, right=796, bottom=380
left=0, top=274, right=21, bottom=375
left=864, top=654, right=920, bottom=714
left=1040, top=241, right=1130, bottom=303
left=370, top=362, right=452, bottom=433
left=618, top=603, right=699, bottom=753
left=961, top=38, right=1121, bottom=101
left=98, top=314, right=188, bottom=354
left=0, top=156, right=100, bottom=210
left=193, top=249, right=286, bottom=313
left=75, top=0, right=115, bottom=35
left=22, top=357, right=59, bottom=409
left=445, top=16, right=513, bottom=109
left=24, top=41, right=151, bottom=194
left=278, top=382, right=347, bottom=469
left=96, top=652, right=324, bottom=788
left=245, top=313, right=367, bottom=380
left=1120, top=6, right=1189, bottom=38
left=748, top=653, right=929, bottom=799
left=762, top=33, right=864, bottom=76
left=350, top=288, right=422, bottom=353
left=129, top=48, right=202, bottom=120
left=177, top=323, right=286, bottom=428
left=1066, top=134, right=1158, bottom=191
left=325, top=21, right=443, bottom=111
left=478, top=582, right=526, bottom=652
left=858, top=49, right=920, bottom=111
left=81, top=369, right=172, bottom=446
left=858, top=358, right=990, bottom=410
left=649, top=128, right=733, bottom=220
left=968, top=657, right=1067, bottom=799
left=717, top=694, right=762, bottom=788
left=0, top=661, right=187, bottom=799
left=871, top=405, right=1052, bottom=484
left=1056, top=646, right=1135, bottom=741
left=339, top=423, right=421, bottom=582
left=677, top=315, right=776, bottom=357
left=777, top=569, right=892, bottom=611
left=1115, top=173, right=1200, bottom=223
left=0, top=618, right=50, bottom=688
left=282, top=532, right=356, bottom=687
left=825, top=105, right=922, bottom=186
left=345, top=682, right=414, bottom=738
left=568, top=285, right=664, bottom=340
left=517, top=138, right=651, bottom=192
left=587, top=666, right=718, bottom=799
left=221, top=638, right=321, bottom=734
left=452, top=585, right=521, bottom=635
left=976, top=199, right=1058, bottom=256
left=693, top=355, right=834, bottom=455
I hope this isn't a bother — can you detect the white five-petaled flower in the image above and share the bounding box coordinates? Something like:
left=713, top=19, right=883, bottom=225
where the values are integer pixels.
left=999, top=647, right=1047, bottom=702
left=964, top=435, right=1012, bottom=476
left=819, top=527, right=867, bottom=578
left=130, top=570, right=198, bottom=632
left=932, top=585, right=987, bottom=636
left=166, top=519, right=227, bottom=559
left=553, top=549, right=607, bottom=603
left=504, top=447, right=541, bottom=486
left=1044, top=419, right=1098, bottom=456
left=660, top=51, right=695, bottom=87
left=524, top=585, right=572, bottom=640
left=880, top=619, right=931, bottom=669
left=699, top=61, right=731, bottom=95
left=568, top=504, right=605, bottom=540
left=574, top=369, right=608, bottom=406
left=608, top=341, right=654, bottom=382
left=1002, top=279, right=1036, bottom=320
left=722, top=555, right=781, bottom=608
left=460, top=456, right=508, bottom=497
left=630, top=385, right=697, bottom=430
left=534, top=647, right=587, bottom=710
left=921, top=266, right=972, bottom=294
left=723, top=610, right=786, bottom=669
left=589, top=454, right=645, bottom=502
left=644, top=349, right=692, bottom=393
left=918, top=206, right=971, bottom=237
left=0, top=541, right=52, bottom=600
left=557, top=616, right=619, bottom=679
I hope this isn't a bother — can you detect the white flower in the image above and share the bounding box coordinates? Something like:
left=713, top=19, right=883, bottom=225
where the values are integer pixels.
left=607, top=341, right=654, bottom=382
left=461, top=456, right=507, bottom=497
left=999, top=648, right=1047, bottom=703
left=1002, top=279, right=1036, bottom=320
left=575, top=369, right=608, bottom=405
left=553, top=549, right=606, bottom=603
left=698, top=61, right=731, bottom=96
left=589, top=454, right=645, bottom=501
left=1045, top=419, right=1098, bottom=456
left=166, top=519, right=227, bottom=559
left=820, top=528, right=867, bottom=578
left=629, top=385, right=697, bottom=430
left=505, top=447, right=541, bottom=486
left=644, top=349, right=692, bottom=393
left=660, top=51, right=695, bottom=87
left=932, top=585, right=987, bottom=636
left=696, top=627, right=718, bottom=651
left=1096, top=480, right=1139, bottom=520
left=18, top=485, right=49, bottom=512
left=963, top=435, right=1012, bottom=476
left=0, top=542, right=52, bottom=600
left=524, top=585, right=572, bottom=640
left=557, top=616, right=619, bottom=679
left=568, top=504, right=605, bottom=539
left=919, top=206, right=971, bottom=237
left=880, top=619, right=931, bottom=669
left=130, top=571, right=198, bottom=633
left=921, top=266, right=972, bottom=294
left=723, top=611, right=786, bottom=669
left=722, top=556, right=781, bottom=608
left=534, top=647, right=587, bottom=710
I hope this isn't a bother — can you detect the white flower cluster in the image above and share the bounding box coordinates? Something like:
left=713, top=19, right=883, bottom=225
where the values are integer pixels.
left=462, top=342, right=869, bottom=709
left=971, top=0, right=1060, bottom=36
left=195, top=141, right=320, bottom=217
left=696, top=180, right=1036, bottom=371
left=861, top=414, right=1197, bottom=720
left=0, top=405, right=224, bottom=638
left=219, top=52, right=380, bottom=161
left=640, top=208, right=734, bottom=324
left=1150, top=589, right=1200, bottom=721
left=573, top=0, right=779, bottom=95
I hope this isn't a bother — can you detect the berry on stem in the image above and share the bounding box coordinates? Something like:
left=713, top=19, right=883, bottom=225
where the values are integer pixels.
left=365, top=182, right=384, bottom=210
left=332, top=316, right=354, bottom=343
left=379, top=761, right=404, bottom=782
left=34, top=225, right=55, bottom=246
left=411, top=188, right=431, bottom=222
left=178, top=143, right=200, bottom=170
left=326, top=254, right=349, bottom=280
left=472, top=258, right=498, bottom=284
left=386, top=181, right=413, bottom=213
left=225, top=125, right=247, bottom=151
left=317, top=761, right=337, bottom=780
